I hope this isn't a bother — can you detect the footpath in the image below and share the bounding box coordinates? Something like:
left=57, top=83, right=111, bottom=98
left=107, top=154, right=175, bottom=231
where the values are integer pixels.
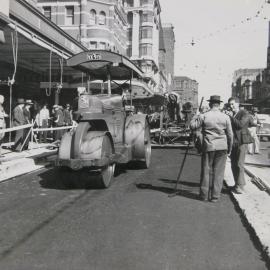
left=224, top=142, right=270, bottom=259
left=0, top=142, right=57, bottom=182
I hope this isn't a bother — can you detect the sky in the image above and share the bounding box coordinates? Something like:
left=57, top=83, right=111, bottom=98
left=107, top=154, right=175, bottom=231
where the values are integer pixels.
left=160, top=0, right=270, bottom=103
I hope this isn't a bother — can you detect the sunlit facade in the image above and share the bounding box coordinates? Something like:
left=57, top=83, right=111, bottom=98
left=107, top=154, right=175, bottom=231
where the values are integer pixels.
left=37, top=0, right=128, bottom=55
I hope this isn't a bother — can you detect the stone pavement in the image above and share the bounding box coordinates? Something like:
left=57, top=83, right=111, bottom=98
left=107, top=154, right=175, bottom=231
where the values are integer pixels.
left=0, top=142, right=57, bottom=182
left=224, top=142, right=270, bottom=259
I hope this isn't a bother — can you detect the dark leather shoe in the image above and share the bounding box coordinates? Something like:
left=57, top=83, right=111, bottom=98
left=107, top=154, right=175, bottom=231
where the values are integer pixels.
left=233, top=186, right=244, bottom=194
left=199, top=195, right=208, bottom=201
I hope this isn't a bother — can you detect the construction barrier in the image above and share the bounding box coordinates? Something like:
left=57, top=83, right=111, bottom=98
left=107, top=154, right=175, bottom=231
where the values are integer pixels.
left=0, top=122, right=76, bottom=152
left=0, top=123, right=33, bottom=134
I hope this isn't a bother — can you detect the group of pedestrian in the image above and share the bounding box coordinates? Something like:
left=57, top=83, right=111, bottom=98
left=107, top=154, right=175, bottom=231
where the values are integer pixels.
left=190, top=95, right=257, bottom=203
left=51, top=104, right=73, bottom=141
left=13, top=98, right=34, bottom=151
left=12, top=98, right=73, bottom=152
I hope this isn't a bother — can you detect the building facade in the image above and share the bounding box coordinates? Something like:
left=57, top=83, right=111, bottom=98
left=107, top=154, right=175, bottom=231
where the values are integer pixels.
left=173, top=76, right=199, bottom=109
left=37, top=0, right=128, bottom=55
left=124, top=0, right=161, bottom=91
left=37, top=0, right=173, bottom=95
left=161, top=23, right=175, bottom=92
left=231, top=68, right=263, bottom=104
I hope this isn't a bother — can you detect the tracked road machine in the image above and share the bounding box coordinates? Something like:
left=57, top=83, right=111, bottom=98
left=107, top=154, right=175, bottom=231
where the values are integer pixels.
left=56, top=51, right=151, bottom=188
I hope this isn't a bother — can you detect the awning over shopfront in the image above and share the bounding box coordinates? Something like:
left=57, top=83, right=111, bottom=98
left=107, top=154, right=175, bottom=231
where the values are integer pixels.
left=0, top=0, right=88, bottom=126
left=0, top=0, right=86, bottom=79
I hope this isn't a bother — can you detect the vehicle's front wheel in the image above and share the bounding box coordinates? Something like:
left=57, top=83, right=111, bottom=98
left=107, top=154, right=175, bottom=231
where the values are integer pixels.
left=98, top=135, right=115, bottom=188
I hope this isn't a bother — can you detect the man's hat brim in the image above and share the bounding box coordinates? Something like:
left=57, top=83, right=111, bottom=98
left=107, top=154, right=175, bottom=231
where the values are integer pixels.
left=207, top=99, right=223, bottom=103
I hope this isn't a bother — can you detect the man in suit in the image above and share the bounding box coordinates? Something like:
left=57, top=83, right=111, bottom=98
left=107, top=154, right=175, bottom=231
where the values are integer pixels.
left=190, top=95, right=233, bottom=202
left=22, top=99, right=33, bottom=150
left=13, top=98, right=26, bottom=151
left=227, top=97, right=256, bottom=194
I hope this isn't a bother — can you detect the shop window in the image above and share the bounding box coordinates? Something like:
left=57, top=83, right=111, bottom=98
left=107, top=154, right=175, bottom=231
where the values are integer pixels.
left=99, top=11, right=106, bottom=25
left=140, top=26, right=153, bottom=39
left=43, top=6, right=51, bottom=20
left=90, top=9, right=97, bottom=25
left=65, top=6, right=74, bottom=25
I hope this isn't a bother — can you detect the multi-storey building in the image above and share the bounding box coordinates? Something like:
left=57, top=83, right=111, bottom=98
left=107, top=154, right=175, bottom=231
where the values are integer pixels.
left=161, top=23, right=175, bottom=92
left=231, top=68, right=263, bottom=104
left=254, top=21, right=270, bottom=110
left=37, top=0, right=128, bottom=55
left=173, top=76, right=199, bottom=109
left=37, top=0, right=172, bottom=95
left=124, top=0, right=161, bottom=91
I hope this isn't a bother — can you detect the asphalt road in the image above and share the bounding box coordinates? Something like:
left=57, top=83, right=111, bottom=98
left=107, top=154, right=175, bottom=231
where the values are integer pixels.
left=0, top=148, right=268, bottom=270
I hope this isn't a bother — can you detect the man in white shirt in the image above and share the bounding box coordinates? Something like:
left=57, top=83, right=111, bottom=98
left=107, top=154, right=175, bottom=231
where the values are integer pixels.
left=36, top=104, right=50, bottom=143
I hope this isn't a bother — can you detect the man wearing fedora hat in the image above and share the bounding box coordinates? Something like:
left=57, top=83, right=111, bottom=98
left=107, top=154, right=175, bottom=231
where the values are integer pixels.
left=227, top=97, right=256, bottom=194
left=190, top=95, right=233, bottom=202
left=22, top=99, right=34, bottom=150
left=13, top=98, right=26, bottom=151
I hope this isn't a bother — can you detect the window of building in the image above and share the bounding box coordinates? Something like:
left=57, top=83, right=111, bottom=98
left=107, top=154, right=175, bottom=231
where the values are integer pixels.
left=126, top=0, right=134, bottom=7
left=127, top=29, right=132, bottom=41
left=140, top=0, right=153, bottom=5
left=140, top=26, right=153, bottom=39
left=141, top=12, right=153, bottom=23
left=89, top=41, right=97, bottom=50
left=139, top=44, right=152, bottom=57
left=43, top=6, right=51, bottom=20
left=99, top=11, right=106, bottom=25
left=65, top=6, right=74, bottom=25
left=99, top=42, right=106, bottom=50
left=146, top=64, right=152, bottom=73
left=127, top=12, right=133, bottom=25
left=90, top=9, right=97, bottom=25
left=127, top=45, right=132, bottom=57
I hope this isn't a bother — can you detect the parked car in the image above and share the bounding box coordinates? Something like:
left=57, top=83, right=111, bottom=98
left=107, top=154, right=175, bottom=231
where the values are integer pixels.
left=257, top=114, right=270, bottom=141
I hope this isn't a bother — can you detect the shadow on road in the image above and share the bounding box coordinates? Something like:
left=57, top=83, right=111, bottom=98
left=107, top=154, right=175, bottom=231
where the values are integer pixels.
left=38, top=164, right=130, bottom=190
left=158, top=178, right=200, bottom=187
left=136, top=183, right=200, bottom=201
